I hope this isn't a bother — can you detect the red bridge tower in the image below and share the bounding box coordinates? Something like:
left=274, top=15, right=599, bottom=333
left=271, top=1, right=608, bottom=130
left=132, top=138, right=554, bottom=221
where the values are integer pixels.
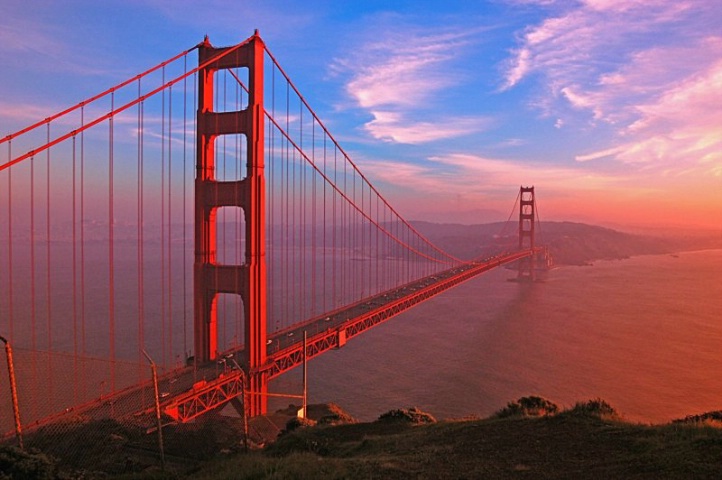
left=517, top=186, right=537, bottom=281
left=194, top=34, right=268, bottom=415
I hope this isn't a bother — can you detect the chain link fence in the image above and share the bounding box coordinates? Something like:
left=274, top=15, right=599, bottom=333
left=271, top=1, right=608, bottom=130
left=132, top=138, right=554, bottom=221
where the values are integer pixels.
left=1, top=346, right=162, bottom=475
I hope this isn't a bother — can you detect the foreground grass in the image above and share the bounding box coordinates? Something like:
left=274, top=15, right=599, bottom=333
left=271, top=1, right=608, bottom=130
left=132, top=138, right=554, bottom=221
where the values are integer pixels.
left=117, top=401, right=722, bottom=480
left=5, top=400, right=721, bottom=479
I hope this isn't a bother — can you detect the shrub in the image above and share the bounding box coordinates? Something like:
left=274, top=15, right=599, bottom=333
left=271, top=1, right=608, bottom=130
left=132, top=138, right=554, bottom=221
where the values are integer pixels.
left=267, top=428, right=331, bottom=457
left=377, top=407, right=436, bottom=424
left=565, top=398, right=618, bottom=418
left=316, top=403, right=356, bottom=425
left=317, top=413, right=353, bottom=426
left=672, top=410, right=722, bottom=425
left=494, top=396, right=559, bottom=418
left=282, top=416, right=317, bottom=435
left=0, top=446, right=61, bottom=480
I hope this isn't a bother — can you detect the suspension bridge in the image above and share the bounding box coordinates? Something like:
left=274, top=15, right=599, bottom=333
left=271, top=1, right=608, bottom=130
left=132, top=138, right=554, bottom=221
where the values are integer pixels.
left=0, top=32, right=549, bottom=441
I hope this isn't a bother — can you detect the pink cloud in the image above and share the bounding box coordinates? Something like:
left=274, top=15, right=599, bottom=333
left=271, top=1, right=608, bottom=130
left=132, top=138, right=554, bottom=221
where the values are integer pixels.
left=345, top=52, right=454, bottom=110
left=353, top=151, right=680, bottom=226
left=364, top=111, right=490, bottom=144
left=0, top=102, right=62, bottom=124
left=359, top=152, right=625, bottom=202
left=503, top=0, right=722, bottom=182
left=576, top=57, right=722, bottom=175
left=336, top=27, right=490, bottom=144
left=502, top=1, right=715, bottom=93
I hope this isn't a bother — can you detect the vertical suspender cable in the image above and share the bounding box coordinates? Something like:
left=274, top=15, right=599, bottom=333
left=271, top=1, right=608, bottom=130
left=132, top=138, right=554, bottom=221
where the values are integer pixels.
left=191, top=68, right=198, bottom=369
left=168, top=84, right=173, bottom=366
left=292, top=101, right=297, bottom=325
left=342, top=149, right=346, bottom=306
left=30, top=151, right=37, bottom=401
left=46, top=124, right=53, bottom=399
left=375, top=194, right=379, bottom=294
left=80, top=106, right=86, bottom=399
left=211, top=70, right=218, bottom=354
left=353, top=171, right=357, bottom=300
left=235, top=68, right=241, bottom=346
left=269, top=63, right=275, bottom=331
left=109, top=92, right=116, bottom=392
left=72, top=135, right=78, bottom=404
left=299, top=102, right=305, bottom=321
left=138, top=78, right=145, bottom=382
left=366, top=182, right=371, bottom=296
left=182, top=55, right=188, bottom=361
left=311, top=120, right=316, bottom=317
left=6, top=141, right=12, bottom=342
left=161, top=66, right=167, bottom=367
left=222, top=73, right=227, bottom=350
left=166, top=85, right=173, bottom=365
left=332, top=148, right=336, bottom=309
left=322, top=135, right=327, bottom=314
left=284, top=82, right=289, bottom=329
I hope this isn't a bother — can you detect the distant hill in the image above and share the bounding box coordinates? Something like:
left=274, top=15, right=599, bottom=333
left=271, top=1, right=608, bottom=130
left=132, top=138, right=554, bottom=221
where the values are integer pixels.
left=412, top=220, right=722, bottom=265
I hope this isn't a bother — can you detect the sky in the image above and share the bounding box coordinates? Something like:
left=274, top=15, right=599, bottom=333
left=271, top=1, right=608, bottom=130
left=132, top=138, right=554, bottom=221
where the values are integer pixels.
left=1, top=0, right=721, bottom=230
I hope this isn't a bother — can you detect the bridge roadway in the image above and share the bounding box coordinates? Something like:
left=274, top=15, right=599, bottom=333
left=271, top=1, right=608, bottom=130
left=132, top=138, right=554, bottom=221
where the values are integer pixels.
left=26, top=249, right=535, bottom=430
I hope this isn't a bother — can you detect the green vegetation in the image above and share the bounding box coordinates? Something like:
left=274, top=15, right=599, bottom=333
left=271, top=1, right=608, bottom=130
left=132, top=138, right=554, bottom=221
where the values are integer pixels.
left=494, top=395, right=560, bottom=418
left=0, top=446, right=61, bottom=480
left=3, top=398, right=721, bottom=479
left=376, top=407, right=436, bottom=424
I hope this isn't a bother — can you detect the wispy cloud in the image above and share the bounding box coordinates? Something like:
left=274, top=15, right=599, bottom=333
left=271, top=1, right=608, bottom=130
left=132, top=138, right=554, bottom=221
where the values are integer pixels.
left=502, top=0, right=698, bottom=91
left=0, top=8, right=135, bottom=78
left=364, top=111, right=491, bottom=144
left=0, top=13, right=66, bottom=60
left=360, top=152, right=622, bottom=199
left=0, top=102, right=62, bottom=125
left=335, top=26, right=491, bottom=144
left=575, top=145, right=625, bottom=163
left=502, top=0, right=722, bottom=177
left=342, top=31, right=462, bottom=109
left=574, top=50, right=722, bottom=174
left=358, top=150, right=688, bottom=225
left=428, top=153, right=622, bottom=191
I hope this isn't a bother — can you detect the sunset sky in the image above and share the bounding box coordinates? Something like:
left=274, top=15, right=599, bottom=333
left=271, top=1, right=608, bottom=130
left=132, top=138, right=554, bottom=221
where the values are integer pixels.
left=1, top=0, right=720, bottom=230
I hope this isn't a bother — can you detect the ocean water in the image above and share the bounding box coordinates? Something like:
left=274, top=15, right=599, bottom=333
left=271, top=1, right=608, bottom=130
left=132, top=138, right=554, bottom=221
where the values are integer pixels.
left=273, top=249, right=722, bottom=423
left=2, top=249, right=720, bottom=432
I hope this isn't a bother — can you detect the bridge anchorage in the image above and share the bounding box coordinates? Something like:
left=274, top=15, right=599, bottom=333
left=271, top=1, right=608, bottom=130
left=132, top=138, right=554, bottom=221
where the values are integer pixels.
left=0, top=30, right=551, bottom=443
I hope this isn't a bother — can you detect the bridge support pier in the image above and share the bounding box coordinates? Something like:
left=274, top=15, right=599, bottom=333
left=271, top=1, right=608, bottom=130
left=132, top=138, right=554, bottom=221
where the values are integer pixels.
left=194, top=33, right=268, bottom=416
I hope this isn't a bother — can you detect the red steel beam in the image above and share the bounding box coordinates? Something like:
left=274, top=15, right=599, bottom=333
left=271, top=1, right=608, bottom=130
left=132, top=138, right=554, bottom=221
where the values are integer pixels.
left=163, top=371, right=244, bottom=423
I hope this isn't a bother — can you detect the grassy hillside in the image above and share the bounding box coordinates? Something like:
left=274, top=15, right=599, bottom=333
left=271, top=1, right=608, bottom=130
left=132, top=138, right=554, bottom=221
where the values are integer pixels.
left=6, top=399, right=719, bottom=479
left=185, top=402, right=722, bottom=479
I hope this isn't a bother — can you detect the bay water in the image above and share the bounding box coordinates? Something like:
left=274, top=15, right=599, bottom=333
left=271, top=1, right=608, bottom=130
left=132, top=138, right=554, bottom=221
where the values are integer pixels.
left=273, top=249, right=722, bottom=423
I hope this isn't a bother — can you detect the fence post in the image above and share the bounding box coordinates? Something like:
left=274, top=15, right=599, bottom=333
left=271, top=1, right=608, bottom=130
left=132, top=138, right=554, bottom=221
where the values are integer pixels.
left=231, top=359, right=249, bottom=452
left=0, top=335, right=23, bottom=451
left=142, top=350, right=165, bottom=470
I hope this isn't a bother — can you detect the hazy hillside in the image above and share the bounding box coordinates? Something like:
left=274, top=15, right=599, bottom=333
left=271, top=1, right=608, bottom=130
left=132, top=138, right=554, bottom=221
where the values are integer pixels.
left=412, top=220, right=722, bottom=265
